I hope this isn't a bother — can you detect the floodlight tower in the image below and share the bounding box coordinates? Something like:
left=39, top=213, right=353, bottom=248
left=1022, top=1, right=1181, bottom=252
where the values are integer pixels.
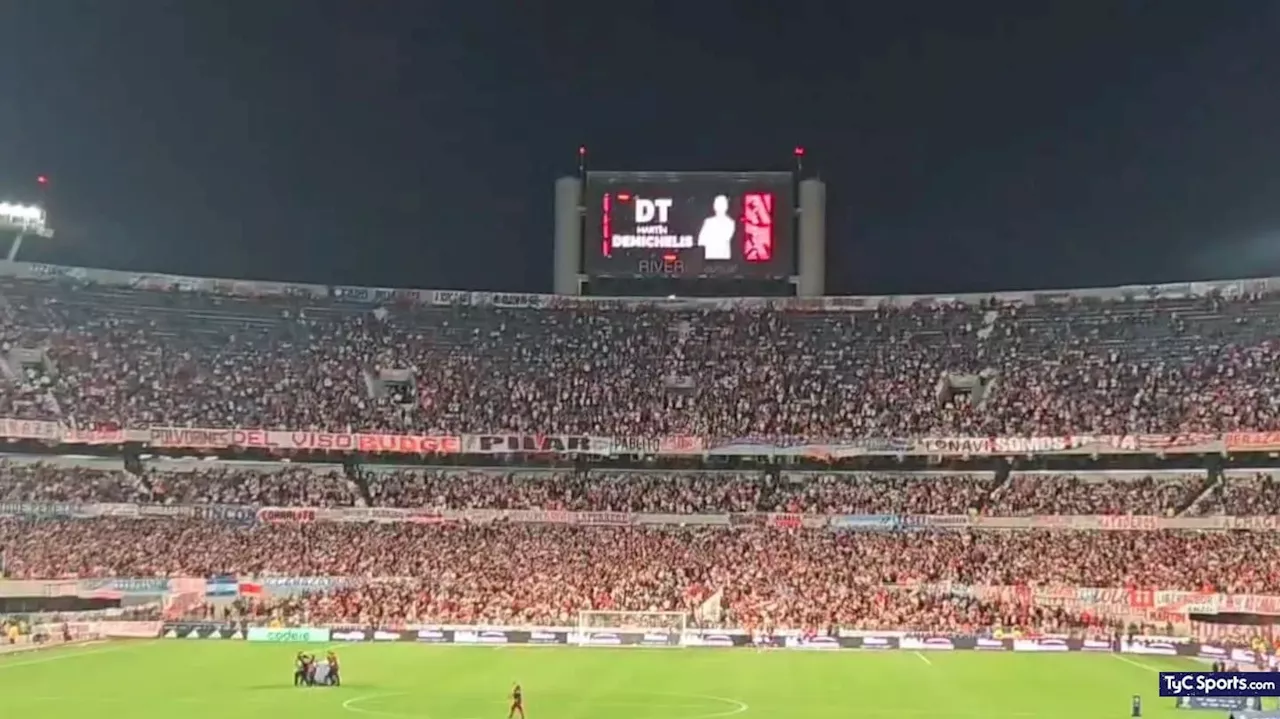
left=0, top=199, right=53, bottom=262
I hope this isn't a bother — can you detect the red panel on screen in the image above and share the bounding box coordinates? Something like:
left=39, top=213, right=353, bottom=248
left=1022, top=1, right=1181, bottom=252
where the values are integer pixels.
left=601, top=193, right=612, bottom=257
left=742, top=192, right=774, bottom=262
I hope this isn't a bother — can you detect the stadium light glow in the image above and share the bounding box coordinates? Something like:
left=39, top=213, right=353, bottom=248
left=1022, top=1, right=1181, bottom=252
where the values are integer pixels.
left=0, top=202, right=46, bottom=225
left=0, top=200, right=54, bottom=261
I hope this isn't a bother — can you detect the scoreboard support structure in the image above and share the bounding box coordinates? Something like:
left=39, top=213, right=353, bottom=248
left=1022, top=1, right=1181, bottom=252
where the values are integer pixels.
left=796, top=178, right=826, bottom=297
left=553, top=171, right=827, bottom=297
left=553, top=177, right=583, bottom=295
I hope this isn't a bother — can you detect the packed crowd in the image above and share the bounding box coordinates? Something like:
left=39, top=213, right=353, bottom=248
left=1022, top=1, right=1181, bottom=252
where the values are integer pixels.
left=1, top=277, right=1279, bottom=438
left=0, top=272, right=1275, bottom=635
left=986, top=473, right=1205, bottom=517
left=1, top=520, right=1274, bottom=624
left=0, top=462, right=150, bottom=503
left=143, top=464, right=358, bottom=508
left=0, top=461, right=1232, bottom=516
left=1195, top=472, right=1280, bottom=516
left=192, top=583, right=1115, bottom=636
left=0, top=461, right=361, bottom=507
left=363, top=469, right=1002, bottom=515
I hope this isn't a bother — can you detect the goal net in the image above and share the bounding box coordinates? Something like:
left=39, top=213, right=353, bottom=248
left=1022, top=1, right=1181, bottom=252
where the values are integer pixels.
left=575, top=611, right=688, bottom=647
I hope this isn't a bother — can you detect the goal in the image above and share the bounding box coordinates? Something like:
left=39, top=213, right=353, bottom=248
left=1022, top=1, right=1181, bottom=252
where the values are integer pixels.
left=576, top=610, right=688, bottom=639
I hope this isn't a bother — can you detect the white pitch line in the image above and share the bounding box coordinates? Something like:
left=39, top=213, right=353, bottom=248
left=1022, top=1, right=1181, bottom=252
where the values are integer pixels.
left=0, top=642, right=133, bottom=670
left=914, top=651, right=933, bottom=665
left=1111, top=653, right=1158, bottom=672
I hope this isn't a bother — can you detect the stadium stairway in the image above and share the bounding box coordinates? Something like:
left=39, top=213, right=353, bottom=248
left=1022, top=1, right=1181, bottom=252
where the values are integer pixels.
left=343, top=457, right=374, bottom=506
left=122, top=450, right=154, bottom=497
left=1177, top=458, right=1222, bottom=516
left=974, top=458, right=1015, bottom=512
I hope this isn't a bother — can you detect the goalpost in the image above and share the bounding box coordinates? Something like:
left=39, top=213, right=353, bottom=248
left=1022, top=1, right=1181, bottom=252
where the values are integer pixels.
left=575, top=611, right=689, bottom=647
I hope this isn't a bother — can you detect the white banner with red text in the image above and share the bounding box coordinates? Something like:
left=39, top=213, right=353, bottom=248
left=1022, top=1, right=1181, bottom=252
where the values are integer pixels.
left=900, top=582, right=1280, bottom=617
left=0, top=417, right=1256, bottom=458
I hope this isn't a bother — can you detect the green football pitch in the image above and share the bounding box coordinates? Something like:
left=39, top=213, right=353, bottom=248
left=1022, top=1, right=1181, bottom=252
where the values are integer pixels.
left=0, top=640, right=1220, bottom=719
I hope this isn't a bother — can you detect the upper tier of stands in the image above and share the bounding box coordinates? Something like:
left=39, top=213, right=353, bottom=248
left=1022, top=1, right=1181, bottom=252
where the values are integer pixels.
left=0, top=263, right=1278, bottom=439
left=0, top=458, right=1273, bottom=517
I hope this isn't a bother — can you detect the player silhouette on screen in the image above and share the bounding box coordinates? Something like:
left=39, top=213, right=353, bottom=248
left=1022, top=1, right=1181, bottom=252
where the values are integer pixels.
left=697, top=195, right=735, bottom=260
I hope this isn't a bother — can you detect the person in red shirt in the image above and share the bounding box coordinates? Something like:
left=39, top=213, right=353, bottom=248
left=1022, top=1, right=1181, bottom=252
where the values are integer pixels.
left=509, top=684, right=525, bottom=719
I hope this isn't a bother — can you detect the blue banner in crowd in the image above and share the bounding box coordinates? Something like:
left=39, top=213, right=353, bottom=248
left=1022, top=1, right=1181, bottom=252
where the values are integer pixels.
left=828, top=514, right=900, bottom=531
left=206, top=575, right=238, bottom=597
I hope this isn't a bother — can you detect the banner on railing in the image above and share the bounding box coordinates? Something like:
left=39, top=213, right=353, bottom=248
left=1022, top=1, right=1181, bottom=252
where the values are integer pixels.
left=78, top=578, right=172, bottom=595
left=1225, top=432, right=1280, bottom=452
left=0, top=577, right=176, bottom=597
left=1153, top=590, right=1280, bottom=615
left=0, top=411, right=1247, bottom=460
left=903, top=515, right=974, bottom=529
left=0, top=415, right=1248, bottom=459
left=11, top=503, right=1280, bottom=533
left=461, top=434, right=614, bottom=455
left=146, top=427, right=461, bottom=454
left=0, top=502, right=96, bottom=519
left=257, top=577, right=352, bottom=594
left=257, top=507, right=318, bottom=524
left=829, top=515, right=900, bottom=531
left=904, top=582, right=1280, bottom=619
left=767, top=513, right=803, bottom=529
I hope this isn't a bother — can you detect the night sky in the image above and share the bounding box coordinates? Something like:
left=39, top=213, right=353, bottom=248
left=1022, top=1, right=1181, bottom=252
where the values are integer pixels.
left=1, top=1, right=1278, bottom=295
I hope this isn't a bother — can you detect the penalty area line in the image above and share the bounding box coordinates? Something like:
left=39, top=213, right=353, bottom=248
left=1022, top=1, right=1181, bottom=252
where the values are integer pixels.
left=914, top=651, right=933, bottom=666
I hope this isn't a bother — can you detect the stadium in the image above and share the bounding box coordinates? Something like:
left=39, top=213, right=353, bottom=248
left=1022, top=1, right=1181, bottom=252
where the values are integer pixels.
left=2, top=168, right=1280, bottom=719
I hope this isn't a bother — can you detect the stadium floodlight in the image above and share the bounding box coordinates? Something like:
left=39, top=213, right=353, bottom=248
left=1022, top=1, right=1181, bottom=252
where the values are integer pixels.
left=0, top=201, right=54, bottom=262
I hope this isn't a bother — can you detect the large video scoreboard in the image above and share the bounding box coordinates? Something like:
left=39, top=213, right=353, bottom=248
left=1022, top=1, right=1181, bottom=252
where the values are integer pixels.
left=583, top=171, right=795, bottom=280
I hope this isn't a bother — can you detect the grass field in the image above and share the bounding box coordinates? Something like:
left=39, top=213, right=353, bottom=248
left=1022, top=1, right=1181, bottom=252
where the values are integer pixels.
left=0, top=640, right=1223, bottom=719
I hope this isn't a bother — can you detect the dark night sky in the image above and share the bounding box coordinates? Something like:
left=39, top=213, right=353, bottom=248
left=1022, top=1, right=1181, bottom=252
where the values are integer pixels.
left=1, top=1, right=1279, bottom=295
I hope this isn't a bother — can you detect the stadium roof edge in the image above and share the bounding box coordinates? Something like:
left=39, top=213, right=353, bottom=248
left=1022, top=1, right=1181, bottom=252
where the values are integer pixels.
left=0, top=259, right=1271, bottom=309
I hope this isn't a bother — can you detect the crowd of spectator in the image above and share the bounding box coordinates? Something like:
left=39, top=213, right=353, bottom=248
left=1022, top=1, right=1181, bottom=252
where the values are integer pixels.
left=1194, top=472, right=1280, bottom=517
left=144, top=464, right=358, bottom=507
left=0, top=460, right=361, bottom=507
left=189, top=584, right=1114, bottom=636
left=363, top=469, right=1003, bottom=515
left=1, top=520, right=1276, bottom=624
left=986, top=472, right=1205, bottom=517
left=0, top=461, right=1231, bottom=516
left=0, top=278, right=1279, bottom=438
left=4, top=275, right=1280, bottom=635
left=0, top=461, right=149, bottom=503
